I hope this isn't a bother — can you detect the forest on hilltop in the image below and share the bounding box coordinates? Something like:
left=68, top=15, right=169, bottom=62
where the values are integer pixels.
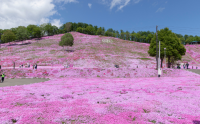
left=0, top=22, right=199, bottom=45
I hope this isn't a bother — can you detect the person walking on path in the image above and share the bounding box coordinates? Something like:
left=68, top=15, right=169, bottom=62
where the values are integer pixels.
left=13, top=61, right=15, bottom=69
left=186, top=62, right=189, bottom=69
left=183, top=63, right=185, bottom=69
left=1, top=72, right=6, bottom=83
left=35, top=63, right=37, bottom=70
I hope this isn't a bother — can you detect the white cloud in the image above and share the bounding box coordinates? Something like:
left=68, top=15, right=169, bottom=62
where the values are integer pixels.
left=88, top=3, right=92, bottom=8
left=0, top=0, right=76, bottom=30
left=51, top=19, right=63, bottom=28
left=39, top=18, right=50, bottom=25
left=156, top=7, right=165, bottom=13
left=107, top=0, right=141, bottom=10
left=117, top=0, right=130, bottom=10
left=110, top=0, right=130, bottom=10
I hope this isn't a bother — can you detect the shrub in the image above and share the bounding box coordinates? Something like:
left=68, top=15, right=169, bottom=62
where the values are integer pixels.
left=59, top=33, right=74, bottom=51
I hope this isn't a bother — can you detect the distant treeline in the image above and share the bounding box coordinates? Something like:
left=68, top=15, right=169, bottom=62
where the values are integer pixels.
left=0, top=22, right=199, bottom=44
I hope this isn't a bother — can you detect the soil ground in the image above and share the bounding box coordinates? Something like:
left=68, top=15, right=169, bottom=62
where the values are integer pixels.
left=186, top=69, right=200, bottom=75
left=0, top=69, right=199, bottom=88
left=0, top=78, right=50, bottom=87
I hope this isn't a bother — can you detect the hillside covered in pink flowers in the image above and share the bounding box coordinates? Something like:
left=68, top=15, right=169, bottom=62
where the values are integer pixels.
left=0, top=32, right=200, bottom=124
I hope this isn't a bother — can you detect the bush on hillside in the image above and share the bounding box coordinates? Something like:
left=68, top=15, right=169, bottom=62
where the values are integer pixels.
left=59, top=33, right=74, bottom=51
left=76, top=27, right=83, bottom=33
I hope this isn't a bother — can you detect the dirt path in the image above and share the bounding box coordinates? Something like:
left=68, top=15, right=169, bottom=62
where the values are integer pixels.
left=186, top=69, right=200, bottom=75
left=0, top=78, right=50, bottom=87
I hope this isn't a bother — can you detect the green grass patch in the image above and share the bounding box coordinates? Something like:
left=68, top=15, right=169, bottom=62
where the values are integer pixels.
left=0, top=48, right=7, bottom=51
left=138, top=58, right=151, bottom=60
left=143, top=109, right=150, bottom=113
left=26, top=58, right=32, bottom=60
left=148, top=120, right=156, bottom=123
left=57, top=56, right=65, bottom=58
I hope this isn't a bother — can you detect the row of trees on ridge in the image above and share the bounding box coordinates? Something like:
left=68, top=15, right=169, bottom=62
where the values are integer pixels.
left=0, top=22, right=199, bottom=45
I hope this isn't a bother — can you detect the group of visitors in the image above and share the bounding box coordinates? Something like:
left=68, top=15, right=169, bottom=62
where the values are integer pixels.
left=63, top=64, right=69, bottom=68
left=19, top=63, right=30, bottom=68
left=19, top=63, right=37, bottom=69
left=177, top=62, right=189, bottom=69
left=33, top=64, right=37, bottom=69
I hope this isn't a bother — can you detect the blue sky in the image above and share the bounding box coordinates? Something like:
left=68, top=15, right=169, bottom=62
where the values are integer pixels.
left=1, top=0, right=200, bottom=36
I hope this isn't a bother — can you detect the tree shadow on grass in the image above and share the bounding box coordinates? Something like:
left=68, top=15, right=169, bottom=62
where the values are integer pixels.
left=65, top=50, right=75, bottom=52
left=7, top=44, right=18, bottom=46
left=193, top=120, right=200, bottom=124
left=19, top=42, right=31, bottom=46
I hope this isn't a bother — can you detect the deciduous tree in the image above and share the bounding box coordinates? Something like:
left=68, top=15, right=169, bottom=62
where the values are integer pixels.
left=59, top=33, right=74, bottom=51
left=86, top=26, right=94, bottom=35
left=44, top=23, right=53, bottom=36
left=27, top=25, right=38, bottom=38
left=96, top=27, right=103, bottom=35
left=65, top=22, right=72, bottom=32
left=16, top=26, right=29, bottom=44
left=148, top=27, right=186, bottom=68
left=76, top=27, right=83, bottom=33
left=33, top=27, right=42, bottom=41
left=1, top=30, right=16, bottom=44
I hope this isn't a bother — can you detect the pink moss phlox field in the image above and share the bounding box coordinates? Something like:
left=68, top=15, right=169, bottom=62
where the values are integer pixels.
left=0, top=32, right=200, bottom=123
left=1, top=77, right=200, bottom=123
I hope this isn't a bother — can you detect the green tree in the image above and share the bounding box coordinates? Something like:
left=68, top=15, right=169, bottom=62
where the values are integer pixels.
left=40, top=23, right=48, bottom=36
left=58, top=29, right=64, bottom=34
left=96, top=27, right=103, bottom=35
left=65, top=22, right=72, bottom=33
left=33, top=27, right=42, bottom=41
left=102, top=27, right=105, bottom=35
left=146, top=33, right=154, bottom=43
left=125, top=31, right=130, bottom=40
left=184, top=34, right=188, bottom=41
left=0, top=29, right=3, bottom=41
left=59, top=33, right=74, bottom=51
left=44, top=23, right=53, bottom=36
left=82, top=28, right=86, bottom=34
left=113, top=33, right=116, bottom=37
left=86, top=26, right=94, bottom=35
left=105, top=31, right=109, bottom=36
left=107, top=28, right=114, bottom=33
left=135, top=33, right=141, bottom=42
left=27, top=25, right=38, bottom=38
left=148, top=27, right=186, bottom=68
left=1, top=30, right=16, bottom=44
left=72, top=23, right=78, bottom=31
left=11, top=28, right=18, bottom=36
left=185, top=37, right=195, bottom=44
left=83, top=23, right=88, bottom=28
left=52, top=26, right=59, bottom=35
left=16, top=26, right=29, bottom=44
left=116, top=31, right=119, bottom=38
left=195, top=35, right=200, bottom=41
left=76, top=27, right=83, bottom=33
left=120, top=30, right=124, bottom=39
left=140, top=35, right=146, bottom=43
left=94, top=26, right=98, bottom=34
left=77, top=22, right=83, bottom=28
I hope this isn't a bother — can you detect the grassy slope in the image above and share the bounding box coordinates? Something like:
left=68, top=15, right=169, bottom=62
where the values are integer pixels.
left=0, top=32, right=199, bottom=68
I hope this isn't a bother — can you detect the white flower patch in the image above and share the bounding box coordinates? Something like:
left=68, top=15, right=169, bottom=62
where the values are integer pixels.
left=102, top=39, right=113, bottom=43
